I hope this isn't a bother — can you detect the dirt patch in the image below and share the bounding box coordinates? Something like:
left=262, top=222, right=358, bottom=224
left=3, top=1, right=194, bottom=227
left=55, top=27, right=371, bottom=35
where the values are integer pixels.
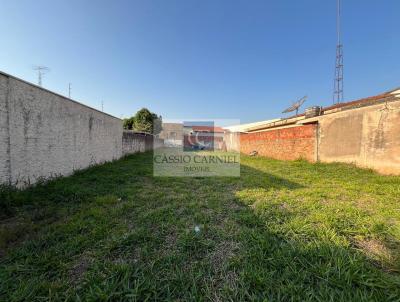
left=354, top=196, right=378, bottom=214
left=209, top=240, right=240, bottom=272
left=111, top=253, right=140, bottom=265
left=279, top=202, right=291, bottom=210
left=356, top=238, right=392, bottom=259
left=108, top=244, right=141, bottom=265
left=165, top=231, right=177, bottom=249
left=227, top=201, right=244, bottom=211
left=69, top=256, right=91, bottom=284
left=354, top=237, right=399, bottom=272
left=159, top=231, right=178, bottom=257
left=209, top=269, right=240, bottom=301
left=224, top=270, right=239, bottom=289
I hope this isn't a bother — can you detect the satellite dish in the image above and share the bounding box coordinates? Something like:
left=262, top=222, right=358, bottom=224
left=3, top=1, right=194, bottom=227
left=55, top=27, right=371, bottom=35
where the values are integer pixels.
left=282, top=96, right=307, bottom=116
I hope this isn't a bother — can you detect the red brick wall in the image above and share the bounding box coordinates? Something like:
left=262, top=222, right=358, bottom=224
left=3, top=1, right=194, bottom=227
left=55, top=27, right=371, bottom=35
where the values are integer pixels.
left=240, top=124, right=317, bottom=161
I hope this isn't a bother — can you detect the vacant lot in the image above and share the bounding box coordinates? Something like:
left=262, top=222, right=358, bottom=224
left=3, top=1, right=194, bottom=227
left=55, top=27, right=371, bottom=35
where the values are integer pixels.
left=1, top=152, right=400, bottom=301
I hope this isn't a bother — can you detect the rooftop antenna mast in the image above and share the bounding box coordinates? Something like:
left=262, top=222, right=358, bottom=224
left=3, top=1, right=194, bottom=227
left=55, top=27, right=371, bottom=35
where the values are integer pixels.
left=68, top=83, right=71, bottom=98
left=282, top=96, right=307, bottom=116
left=333, top=0, right=344, bottom=104
left=32, top=65, right=50, bottom=87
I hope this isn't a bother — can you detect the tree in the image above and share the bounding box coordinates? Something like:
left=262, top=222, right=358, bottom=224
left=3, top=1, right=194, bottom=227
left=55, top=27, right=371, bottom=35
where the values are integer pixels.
left=132, top=108, right=153, bottom=133
left=123, top=116, right=135, bottom=130
left=123, top=108, right=162, bottom=135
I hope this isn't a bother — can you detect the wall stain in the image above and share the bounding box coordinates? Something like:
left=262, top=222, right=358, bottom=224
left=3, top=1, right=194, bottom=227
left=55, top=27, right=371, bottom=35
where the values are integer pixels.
left=373, top=111, right=388, bottom=150
left=36, top=112, right=43, bottom=130
left=22, top=106, right=31, bottom=143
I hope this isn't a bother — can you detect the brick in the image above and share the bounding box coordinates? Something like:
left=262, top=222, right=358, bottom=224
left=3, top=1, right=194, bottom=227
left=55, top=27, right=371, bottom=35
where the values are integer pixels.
left=240, top=124, right=317, bottom=161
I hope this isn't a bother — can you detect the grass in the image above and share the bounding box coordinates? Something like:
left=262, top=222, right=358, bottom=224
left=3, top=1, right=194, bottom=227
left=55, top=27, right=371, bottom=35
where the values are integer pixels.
left=1, top=151, right=400, bottom=301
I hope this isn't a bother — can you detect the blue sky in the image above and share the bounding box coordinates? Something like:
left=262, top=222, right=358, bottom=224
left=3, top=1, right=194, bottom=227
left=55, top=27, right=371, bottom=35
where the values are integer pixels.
left=1, top=0, right=399, bottom=123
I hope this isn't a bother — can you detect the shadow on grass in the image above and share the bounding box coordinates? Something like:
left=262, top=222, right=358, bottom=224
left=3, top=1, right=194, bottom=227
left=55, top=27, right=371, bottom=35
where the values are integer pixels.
left=0, top=153, right=302, bottom=216
left=0, top=152, right=301, bottom=254
left=0, top=152, right=399, bottom=300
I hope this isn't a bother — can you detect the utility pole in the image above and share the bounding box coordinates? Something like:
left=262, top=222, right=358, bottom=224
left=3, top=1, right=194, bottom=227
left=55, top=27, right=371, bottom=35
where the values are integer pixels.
left=333, top=0, right=344, bottom=104
left=32, top=66, right=50, bottom=87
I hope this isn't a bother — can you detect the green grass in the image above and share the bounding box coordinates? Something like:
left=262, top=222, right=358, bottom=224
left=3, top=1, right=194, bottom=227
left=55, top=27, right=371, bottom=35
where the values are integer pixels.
left=1, top=152, right=400, bottom=301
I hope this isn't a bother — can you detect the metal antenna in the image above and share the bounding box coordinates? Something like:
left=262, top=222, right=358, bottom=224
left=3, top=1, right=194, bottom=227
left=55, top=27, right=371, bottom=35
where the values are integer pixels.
left=32, top=66, right=50, bottom=87
left=68, top=83, right=71, bottom=98
left=333, top=0, right=344, bottom=104
left=101, top=101, right=104, bottom=112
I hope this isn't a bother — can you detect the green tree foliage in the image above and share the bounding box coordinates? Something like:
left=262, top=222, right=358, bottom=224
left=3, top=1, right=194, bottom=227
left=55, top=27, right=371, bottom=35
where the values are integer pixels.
left=122, top=117, right=135, bottom=130
left=123, top=108, right=162, bottom=135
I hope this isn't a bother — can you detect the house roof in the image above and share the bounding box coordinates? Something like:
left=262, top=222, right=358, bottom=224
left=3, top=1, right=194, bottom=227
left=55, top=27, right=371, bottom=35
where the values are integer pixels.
left=191, top=126, right=225, bottom=133
left=321, top=87, right=400, bottom=113
left=232, top=86, right=400, bottom=133
left=282, top=87, right=400, bottom=120
left=223, top=119, right=281, bottom=133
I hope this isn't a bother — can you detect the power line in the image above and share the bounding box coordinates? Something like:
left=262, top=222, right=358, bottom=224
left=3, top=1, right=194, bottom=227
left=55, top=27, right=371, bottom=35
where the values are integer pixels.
left=333, top=0, right=344, bottom=104
left=32, top=65, right=50, bottom=87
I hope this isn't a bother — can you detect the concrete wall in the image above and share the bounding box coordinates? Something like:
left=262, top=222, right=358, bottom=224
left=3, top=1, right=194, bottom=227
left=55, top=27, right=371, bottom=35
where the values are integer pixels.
left=0, top=72, right=122, bottom=186
left=122, top=131, right=152, bottom=154
left=224, top=131, right=240, bottom=152
left=122, top=131, right=164, bottom=155
left=240, top=124, right=317, bottom=161
left=237, top=99, right=400, bottom=175
left=318, top=101, right=400, bottom=174
left=0, top=76, right=11, bottom=185
left=159, top=123, right=183, bottom=140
